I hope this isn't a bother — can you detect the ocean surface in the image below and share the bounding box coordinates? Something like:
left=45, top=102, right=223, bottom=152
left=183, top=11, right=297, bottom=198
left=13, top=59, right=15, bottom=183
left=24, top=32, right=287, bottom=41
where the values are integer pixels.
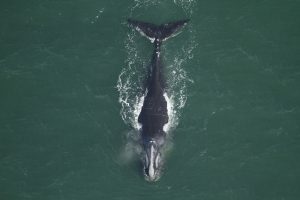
left=1, top=0, right=300, bottom=199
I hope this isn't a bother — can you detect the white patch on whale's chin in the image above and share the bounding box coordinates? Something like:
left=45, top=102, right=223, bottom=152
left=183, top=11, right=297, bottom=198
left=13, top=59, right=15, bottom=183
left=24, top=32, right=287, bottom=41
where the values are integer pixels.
left=148, top=145, right=155, bottom=178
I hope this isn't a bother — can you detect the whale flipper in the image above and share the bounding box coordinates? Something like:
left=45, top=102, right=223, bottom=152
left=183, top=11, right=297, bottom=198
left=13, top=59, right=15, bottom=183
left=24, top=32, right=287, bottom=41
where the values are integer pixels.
left=127, top=19, right=189, bottom=42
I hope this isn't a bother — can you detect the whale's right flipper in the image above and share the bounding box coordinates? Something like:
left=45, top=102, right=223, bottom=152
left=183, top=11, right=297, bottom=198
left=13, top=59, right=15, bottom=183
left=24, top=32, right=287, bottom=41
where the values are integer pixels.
left=127, top=19, right=189, bottom=42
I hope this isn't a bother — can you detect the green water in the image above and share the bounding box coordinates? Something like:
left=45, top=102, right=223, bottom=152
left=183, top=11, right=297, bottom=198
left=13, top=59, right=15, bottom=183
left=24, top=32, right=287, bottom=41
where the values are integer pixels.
left=1, top=0, right=300, bottom=199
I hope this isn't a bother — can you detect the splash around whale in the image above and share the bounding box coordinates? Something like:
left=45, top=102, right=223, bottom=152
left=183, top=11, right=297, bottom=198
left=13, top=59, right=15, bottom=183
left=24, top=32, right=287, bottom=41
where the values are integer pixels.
left=125, top=19, right=189, bottom=181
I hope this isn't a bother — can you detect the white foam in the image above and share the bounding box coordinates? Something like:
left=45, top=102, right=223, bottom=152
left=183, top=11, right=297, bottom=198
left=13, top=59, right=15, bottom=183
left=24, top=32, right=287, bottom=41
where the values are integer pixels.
left=173, top=0, right=196, bottom=16
left=163, top=93, right=174, bottom=133
left=133, top=91, right=146, bottom=130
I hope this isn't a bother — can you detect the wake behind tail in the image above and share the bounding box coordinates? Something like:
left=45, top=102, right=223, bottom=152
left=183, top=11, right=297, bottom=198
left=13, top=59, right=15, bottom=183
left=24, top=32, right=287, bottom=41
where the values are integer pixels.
left=127, top=19, right=190, bottom=43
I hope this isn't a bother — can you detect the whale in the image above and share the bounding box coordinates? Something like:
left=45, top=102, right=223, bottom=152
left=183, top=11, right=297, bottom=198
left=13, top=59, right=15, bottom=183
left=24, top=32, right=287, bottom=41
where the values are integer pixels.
left=127, top=19, right=189, bottom=181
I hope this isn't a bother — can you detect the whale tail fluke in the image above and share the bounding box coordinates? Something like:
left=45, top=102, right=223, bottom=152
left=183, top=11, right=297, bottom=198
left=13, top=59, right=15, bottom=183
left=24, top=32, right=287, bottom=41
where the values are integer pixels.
left=127, top=19, right=189, bottom=42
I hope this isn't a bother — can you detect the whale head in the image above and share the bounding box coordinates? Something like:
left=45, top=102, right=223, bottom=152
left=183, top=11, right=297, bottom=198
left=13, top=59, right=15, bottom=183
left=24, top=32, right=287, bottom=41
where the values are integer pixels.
left=143, top=138, right=165, bottom=181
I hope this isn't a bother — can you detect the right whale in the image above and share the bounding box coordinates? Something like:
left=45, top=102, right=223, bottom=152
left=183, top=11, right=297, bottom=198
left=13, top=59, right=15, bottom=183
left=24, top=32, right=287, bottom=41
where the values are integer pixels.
left=127, top=18, right=189, bottom=181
